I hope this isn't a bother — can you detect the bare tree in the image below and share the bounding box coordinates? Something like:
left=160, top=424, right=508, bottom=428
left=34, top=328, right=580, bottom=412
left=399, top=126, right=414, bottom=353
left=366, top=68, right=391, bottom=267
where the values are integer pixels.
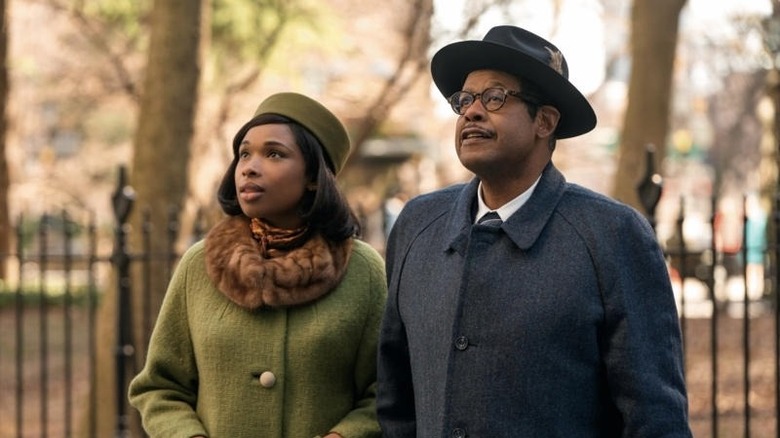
left=348, top=0, right=433, bottom=153
left=338, top=0, right=515, bottom=197
left=612, top=0, right=687, bottom=213
left=88, top=0, right=205, bottom=435
left=766, top=0, right=780, bottom=190
left=707, top=71, right=766, bottom=198
left=343, top=0, right=514, bottom=158
left=183, top=1, right=308, bottom=232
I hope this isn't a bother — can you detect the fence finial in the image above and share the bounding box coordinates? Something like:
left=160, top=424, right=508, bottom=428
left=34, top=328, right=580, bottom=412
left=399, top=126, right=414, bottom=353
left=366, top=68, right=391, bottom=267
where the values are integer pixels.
left=111, top=166, right=135, bottom=224
left=637, top=143, right=663, bottom=224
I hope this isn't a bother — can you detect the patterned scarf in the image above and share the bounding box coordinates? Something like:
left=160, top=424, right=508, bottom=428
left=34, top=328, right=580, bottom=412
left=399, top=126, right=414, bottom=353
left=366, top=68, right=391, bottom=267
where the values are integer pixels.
left=249, top=218, right=310, bottom=258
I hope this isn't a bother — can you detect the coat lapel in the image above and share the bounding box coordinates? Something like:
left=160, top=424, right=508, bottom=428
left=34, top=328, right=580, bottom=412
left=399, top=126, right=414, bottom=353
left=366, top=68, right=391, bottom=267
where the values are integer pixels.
left=444, top=163, right=569, bottom=253
left=503, top=163, right=567, bottom=250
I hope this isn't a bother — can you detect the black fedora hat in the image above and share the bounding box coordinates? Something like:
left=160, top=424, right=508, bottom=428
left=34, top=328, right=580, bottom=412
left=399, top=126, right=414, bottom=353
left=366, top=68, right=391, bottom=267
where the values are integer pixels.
left=431, top=25, right=596, bottom=139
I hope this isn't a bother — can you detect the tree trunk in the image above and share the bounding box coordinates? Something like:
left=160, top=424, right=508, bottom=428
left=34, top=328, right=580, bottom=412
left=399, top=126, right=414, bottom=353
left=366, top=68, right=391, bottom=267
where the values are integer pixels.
left=612, top=0, right=687, bottom=213
left=0, top=0, right=9, bottom=280
left=88, top=0, right=204, bottom=436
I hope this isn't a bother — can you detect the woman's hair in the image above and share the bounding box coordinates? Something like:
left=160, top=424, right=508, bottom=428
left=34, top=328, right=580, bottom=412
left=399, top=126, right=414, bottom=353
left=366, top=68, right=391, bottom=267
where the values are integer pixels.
left=217, top=113, right=360, bottom=241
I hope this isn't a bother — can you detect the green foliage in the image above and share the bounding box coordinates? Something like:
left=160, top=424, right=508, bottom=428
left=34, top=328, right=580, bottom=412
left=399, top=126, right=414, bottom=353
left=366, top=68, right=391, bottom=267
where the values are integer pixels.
left=79, top=0, right=152, bottom=45
left=15, top=214, right=85, bottom=247
left=210, top=0, right=343, bottom=75
left=71, top=0, right=346, bottom=84
left=212, top=0, right=273, bottom=60
left=0, top=284, right=103, bottom=308
left=85, top=108, right=133, bottom=147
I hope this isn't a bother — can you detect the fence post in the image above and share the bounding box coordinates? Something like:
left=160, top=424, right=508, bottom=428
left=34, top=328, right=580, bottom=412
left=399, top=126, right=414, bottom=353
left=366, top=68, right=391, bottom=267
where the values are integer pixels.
left=110, top=166, right=136, bottom=438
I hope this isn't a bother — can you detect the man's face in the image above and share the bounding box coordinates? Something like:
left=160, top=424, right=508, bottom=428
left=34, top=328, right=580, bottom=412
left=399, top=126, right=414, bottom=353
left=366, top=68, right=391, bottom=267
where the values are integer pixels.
left=454, top=69, right=549, bottom=180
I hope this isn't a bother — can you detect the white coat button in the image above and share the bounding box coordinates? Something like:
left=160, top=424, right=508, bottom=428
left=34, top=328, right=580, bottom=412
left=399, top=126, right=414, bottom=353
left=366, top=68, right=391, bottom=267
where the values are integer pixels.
left=259, top=371, right=276, bottom=388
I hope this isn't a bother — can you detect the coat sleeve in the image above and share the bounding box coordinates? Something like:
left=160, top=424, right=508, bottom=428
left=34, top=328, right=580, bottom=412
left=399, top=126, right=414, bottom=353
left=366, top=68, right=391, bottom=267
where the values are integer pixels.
left=328, top=242, right=387, bottom=438
left=128, top=246, right=208, bottom=438
left=597, top=210, right=692, bottom=437
left=376, top=213, right=418, bottom=437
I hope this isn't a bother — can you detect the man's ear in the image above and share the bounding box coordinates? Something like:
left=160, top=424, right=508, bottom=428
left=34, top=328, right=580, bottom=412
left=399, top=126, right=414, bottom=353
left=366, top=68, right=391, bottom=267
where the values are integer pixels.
left=535, top=106, right=561, bottom=138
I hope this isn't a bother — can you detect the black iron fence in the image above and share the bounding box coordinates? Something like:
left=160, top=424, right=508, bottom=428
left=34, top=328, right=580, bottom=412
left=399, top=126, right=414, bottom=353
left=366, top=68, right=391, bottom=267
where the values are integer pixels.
left=663, top=193, right=778, bottom=437
left=2, top=167, right=780, bottom=437
left=0, top=169, right=197, bottom=438
left=1, top=209, right=105, bottom=438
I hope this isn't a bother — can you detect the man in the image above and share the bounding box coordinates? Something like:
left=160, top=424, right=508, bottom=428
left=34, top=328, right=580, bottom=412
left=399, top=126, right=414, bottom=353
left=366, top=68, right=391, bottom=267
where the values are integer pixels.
left=376, top=25, right=691, bottom=437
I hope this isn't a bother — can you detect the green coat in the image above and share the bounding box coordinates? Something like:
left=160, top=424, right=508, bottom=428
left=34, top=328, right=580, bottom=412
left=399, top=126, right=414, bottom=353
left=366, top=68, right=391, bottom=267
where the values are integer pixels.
left=128, top=238, right=386, bottom=438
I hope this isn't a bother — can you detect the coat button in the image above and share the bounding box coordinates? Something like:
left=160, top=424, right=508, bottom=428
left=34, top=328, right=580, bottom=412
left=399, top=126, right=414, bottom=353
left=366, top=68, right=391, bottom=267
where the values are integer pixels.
left=451, top=427, right=466, bottom=438
left=454, top=336, right=469, bottom=351
left=259, top=371, right=276, bottom=388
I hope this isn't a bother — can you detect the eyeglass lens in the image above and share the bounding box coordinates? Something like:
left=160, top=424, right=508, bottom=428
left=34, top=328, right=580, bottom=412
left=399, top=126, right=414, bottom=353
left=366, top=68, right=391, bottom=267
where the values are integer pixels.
left=449, top=88, right=511, bottom=115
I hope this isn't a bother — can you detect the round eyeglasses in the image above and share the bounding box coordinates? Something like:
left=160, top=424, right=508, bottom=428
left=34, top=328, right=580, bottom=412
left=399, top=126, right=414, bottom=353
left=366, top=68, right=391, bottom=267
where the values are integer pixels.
left=447, top=87, right=538, bottom=115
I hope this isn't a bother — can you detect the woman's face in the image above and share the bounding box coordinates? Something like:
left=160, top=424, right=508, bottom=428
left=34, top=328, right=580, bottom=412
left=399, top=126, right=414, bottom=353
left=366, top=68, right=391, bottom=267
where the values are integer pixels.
left=234, top=123, right=309, bottom=228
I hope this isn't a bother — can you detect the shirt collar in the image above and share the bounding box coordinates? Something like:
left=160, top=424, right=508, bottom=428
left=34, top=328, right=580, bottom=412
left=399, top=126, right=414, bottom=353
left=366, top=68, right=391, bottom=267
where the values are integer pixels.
left=475, top=176, right=542, bottom=224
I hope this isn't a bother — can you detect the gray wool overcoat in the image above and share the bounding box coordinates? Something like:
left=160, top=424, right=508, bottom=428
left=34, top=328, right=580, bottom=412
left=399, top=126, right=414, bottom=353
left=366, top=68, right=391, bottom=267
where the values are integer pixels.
left=377, top=163, right=692, bottom=437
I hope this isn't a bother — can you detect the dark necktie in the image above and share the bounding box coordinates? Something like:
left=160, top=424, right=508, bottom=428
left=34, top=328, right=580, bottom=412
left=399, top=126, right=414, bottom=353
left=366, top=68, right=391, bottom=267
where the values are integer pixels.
left=477, top=211, right=502, bottom=227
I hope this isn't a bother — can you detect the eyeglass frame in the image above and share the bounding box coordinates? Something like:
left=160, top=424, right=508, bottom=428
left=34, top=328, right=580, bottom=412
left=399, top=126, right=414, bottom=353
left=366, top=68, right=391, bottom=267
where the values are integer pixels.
left=447, top=87, right=542, bottom=115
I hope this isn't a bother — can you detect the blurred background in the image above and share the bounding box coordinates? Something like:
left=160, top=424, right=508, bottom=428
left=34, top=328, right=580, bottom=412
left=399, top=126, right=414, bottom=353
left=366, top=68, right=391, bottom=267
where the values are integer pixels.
left=2, top=0, right=775, bottom=253
left=1, top=0, right=779, bottom=436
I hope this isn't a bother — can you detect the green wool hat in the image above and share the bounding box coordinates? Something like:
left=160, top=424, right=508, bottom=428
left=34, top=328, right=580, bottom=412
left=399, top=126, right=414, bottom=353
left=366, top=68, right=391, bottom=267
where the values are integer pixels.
left=253, top=92, right=351, bottom=174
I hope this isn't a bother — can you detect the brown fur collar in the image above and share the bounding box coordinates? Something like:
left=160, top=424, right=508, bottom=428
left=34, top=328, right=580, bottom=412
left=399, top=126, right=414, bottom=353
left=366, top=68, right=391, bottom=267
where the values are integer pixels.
left=204, top=215, right=352, bottom=309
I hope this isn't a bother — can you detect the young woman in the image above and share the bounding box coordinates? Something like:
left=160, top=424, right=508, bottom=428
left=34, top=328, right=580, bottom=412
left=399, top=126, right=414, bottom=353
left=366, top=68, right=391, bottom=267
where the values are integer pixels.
left=129, top=92, right=386, bottom=438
